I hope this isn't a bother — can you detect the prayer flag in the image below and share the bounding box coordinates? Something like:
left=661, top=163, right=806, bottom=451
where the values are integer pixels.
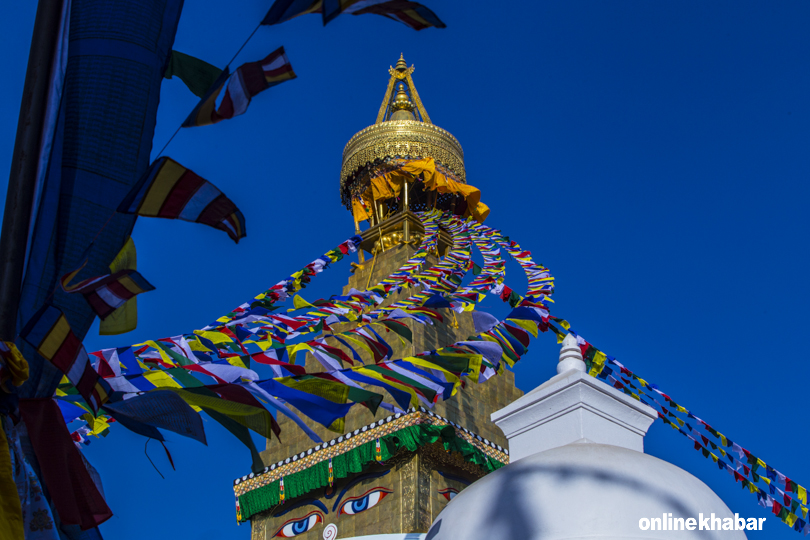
left=21, top=306, right=110, bottom=413
left=262, top=0, right=323, bottom=25
left=99, top=237, right=139, bottom=335
left=262, top=0, right=445, bottom=30
left=63, top=269, right=155, bottom=320
left=118, top=157, right=246, bottom=243
left=257, top=378, right=354, bottom=431
left=18, top=399, right=112, bottom=530
left=164, top=50, right=223, bottom=98
left=59, top=243, right=94, bottom=292
left=182, top=47, right=295, bottom=127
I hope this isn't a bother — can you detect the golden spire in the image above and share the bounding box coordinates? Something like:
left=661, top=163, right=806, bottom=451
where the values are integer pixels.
left=340, top=55, right=465, bottom=208
left=389, top=83, right=415, bottom=121
left=374, top=54, right=431, bottom=124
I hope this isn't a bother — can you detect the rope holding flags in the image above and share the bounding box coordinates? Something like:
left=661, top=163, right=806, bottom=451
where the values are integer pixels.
left=542, top=317, right=810, bottom=535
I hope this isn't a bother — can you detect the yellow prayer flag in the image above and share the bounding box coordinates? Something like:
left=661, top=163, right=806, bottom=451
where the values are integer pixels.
left=99, top=237, right=138, bottom=335
left=89, top=416, right=110, bottom=437
left=799, top=486, right=807, bottom=505
left=588, top=350, right=607, bottom=377
left=786, top=513, right=798, bottom=527
left=341, top=334, right=374, bottom=359
left=226, top=356, right=249, bottom=369
left=143, top=370, right=183, bottom=389
left=250, top=340, right=276, bottom=351
left=188, top=337, right=213, bottom=352
left=290, top=294, right=316, bottom=312
left=134, top=340, right=175, bottom=364
left=194, top=330, right=234, bottom=344
left=507, top=318, right=539, bottom=338
left=287, top=342, right=313, bottom=359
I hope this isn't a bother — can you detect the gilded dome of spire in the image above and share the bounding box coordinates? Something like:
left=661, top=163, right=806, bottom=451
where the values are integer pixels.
left=340, top=55, right=465, bottom=208
left=389, top=83, right=416, bottom=121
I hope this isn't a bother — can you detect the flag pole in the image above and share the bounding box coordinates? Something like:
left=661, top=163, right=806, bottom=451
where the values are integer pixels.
left=0, top=0, right=63, bottom=340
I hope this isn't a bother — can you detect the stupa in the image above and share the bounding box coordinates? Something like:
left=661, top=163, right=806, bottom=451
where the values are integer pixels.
left=235, top=56, right=522, bottom=540
left=234, top=56, right=748, bottom=540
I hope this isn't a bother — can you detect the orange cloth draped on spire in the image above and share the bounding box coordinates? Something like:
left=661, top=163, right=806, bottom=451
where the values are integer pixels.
left=353, top=158, right=490, bottom=223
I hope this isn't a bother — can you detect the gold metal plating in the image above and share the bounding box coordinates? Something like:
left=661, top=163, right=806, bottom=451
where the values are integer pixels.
left=344, top=55, right=462, bottom=196
left=374, top=231, right=423, bottom=254
left=340, top=120, right=466, bottom=189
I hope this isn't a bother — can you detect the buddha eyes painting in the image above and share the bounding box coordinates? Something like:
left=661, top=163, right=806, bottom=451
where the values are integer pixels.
left=438, top=487, right=458, bottom=501
left=268, top=470, right=395, bottom=537
left=337, top=487, right=393, bottom=515
left=273, top=511, right=323, bottom=538
left=436, top=470, right=471, bottom=504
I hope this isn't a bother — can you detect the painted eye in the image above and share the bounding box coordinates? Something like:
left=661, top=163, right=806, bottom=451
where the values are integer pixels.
left=339, top=488, right=393, bottom=516
left=439, top=488, right=459, bottom=501
left=274, top=511, right=323, bottom=537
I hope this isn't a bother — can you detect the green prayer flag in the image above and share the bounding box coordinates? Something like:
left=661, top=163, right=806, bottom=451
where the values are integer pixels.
left=346, top=386, right=383, bottom=416
left=379, top=319, right=413, bottom=343
left=164, top=50, right=222, bottom=98
left=165, top=367, right=204, bottom=388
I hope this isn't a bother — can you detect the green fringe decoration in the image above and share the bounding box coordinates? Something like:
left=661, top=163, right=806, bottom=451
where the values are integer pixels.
left=238, top=423, right=505, bottom=521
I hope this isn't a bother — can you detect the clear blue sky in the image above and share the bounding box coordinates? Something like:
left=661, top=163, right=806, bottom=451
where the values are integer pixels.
left=3, top=1, right=810, bottom=539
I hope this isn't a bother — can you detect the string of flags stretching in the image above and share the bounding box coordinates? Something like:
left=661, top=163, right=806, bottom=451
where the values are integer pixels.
left=545, top=317, right=810, bottom=535
left=38, top=211, right=549, bottom=456
left=80, top=212, right=550, bottom=392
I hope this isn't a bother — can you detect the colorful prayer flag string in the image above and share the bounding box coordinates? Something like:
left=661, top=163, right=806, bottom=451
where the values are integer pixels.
left=546, top=318, right=809, bottom=534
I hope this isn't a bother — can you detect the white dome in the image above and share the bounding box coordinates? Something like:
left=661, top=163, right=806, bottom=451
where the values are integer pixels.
left=427, top=440, right=747, bottom=540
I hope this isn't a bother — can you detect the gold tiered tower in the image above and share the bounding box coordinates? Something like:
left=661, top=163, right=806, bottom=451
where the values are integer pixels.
left=245, top=57, right=522, bottom=540
left=341, top=54, right=469, bottom=258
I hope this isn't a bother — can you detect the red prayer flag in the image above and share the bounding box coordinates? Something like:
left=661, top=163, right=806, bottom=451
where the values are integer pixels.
left=19, top=399, right=112, bottom=530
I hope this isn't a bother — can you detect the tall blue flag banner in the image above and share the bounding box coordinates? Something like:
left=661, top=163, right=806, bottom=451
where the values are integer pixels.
left=20, top=305, right=111, bottom=413
left=17, top=0, right=185, bottom=400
